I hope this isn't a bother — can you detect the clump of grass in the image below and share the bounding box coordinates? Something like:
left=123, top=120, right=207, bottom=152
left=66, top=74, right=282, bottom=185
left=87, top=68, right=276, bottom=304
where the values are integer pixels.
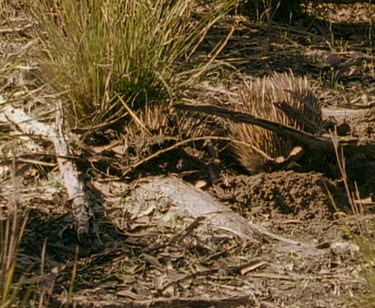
left=0, top=155, right=28, bottom=307
left=353, top=235, right=375, bottom=307
left=31, top=0, right=234, bottom=128
left=330, top=134, right=375, bottom=307
left=0, top=211, right=28, bottom=307
left=347, top=190, right=375, bottom=307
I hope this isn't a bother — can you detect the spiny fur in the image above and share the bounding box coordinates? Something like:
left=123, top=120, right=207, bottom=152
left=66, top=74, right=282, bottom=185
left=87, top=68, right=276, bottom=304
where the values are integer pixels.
left=230, top=72, right=323, bottom=173
left=123, top=103, right=213, bottom=144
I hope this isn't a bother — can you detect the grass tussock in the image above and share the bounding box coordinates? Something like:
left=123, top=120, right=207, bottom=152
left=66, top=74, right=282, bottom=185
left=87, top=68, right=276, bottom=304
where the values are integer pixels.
left=353, top=236, right=375, bottom=307
left=0, top=211, right=27, bottom=307
left=331, top=137, right=375, bottom=307
left=0, top=157, right=28, bottom=307
left=31, top=0, right=233, bottom=127
left=349, top=193, right=375, bottom=307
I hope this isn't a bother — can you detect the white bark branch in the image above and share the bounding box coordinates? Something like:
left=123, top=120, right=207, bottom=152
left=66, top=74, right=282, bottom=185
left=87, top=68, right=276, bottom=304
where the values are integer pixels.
left=126, top=176, right=307, bottom=246
left=0, top=97, right=92, bottom=236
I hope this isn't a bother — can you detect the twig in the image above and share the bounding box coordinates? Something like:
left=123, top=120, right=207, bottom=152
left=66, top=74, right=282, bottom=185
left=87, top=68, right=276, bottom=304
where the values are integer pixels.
left=174, top=103, right=331, bottom=149
left=67, top=294, right=256, bottom=308
left=174, top=103, right=375, bottom=158
left=0, top=23, right=34, bottom=34
left=142, top=217, right=205, bottom=253
left=167, top=216, right=205, bottom=246
left=121, top=135, right=231, bottom=177
left=191, top=26, right=235, bottom=80
left=1, top=100, right=95, bottom=238
left=159, top=268, right=220, bottom=294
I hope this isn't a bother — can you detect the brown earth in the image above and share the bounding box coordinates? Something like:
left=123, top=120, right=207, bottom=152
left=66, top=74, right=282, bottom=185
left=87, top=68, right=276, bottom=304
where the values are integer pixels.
left=1, top=1, right=375, bottom=307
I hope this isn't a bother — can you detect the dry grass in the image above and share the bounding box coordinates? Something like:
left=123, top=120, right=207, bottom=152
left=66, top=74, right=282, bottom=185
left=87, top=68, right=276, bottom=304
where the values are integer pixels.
left=0, top=0, right=374, bottom=306
left=330, top=132, right=375, bottom=307
left=352, top=235, right=375, bottom=307
left=0, top=212, right=28, bottom=307
left=0, top=155, right=28, bottom=307
left=30, top=0, right=234, bottom=128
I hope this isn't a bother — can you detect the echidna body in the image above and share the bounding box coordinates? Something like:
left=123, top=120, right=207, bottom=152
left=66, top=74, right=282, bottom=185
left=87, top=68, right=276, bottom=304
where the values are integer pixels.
left=123, top=103, right=215, bottom=145
left=230, top=72, right=322, bottom=173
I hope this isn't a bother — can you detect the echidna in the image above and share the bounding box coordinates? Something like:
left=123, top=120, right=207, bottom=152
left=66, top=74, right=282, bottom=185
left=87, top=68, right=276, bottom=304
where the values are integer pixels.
left=229, top=72, right=323, bottom=173
left=123, top=103, right=214, bottom=142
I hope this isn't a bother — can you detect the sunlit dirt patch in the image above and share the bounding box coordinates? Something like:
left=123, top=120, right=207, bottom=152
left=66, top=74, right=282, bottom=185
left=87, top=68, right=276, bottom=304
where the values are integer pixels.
left=305, top=2, right=375, bottom=24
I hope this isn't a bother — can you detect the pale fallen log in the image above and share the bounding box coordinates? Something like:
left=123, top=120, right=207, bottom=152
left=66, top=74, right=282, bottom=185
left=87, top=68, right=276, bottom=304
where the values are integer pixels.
left=0, top=97, right=93, bottom=238
left=125, top=176, right=307, bottom=246
left=321, top=106, right=370, bottom=120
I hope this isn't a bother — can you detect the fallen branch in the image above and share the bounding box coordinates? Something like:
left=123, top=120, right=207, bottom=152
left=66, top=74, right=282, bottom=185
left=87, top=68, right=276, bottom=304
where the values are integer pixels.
left=0, top=98, right=94, bottom=238
left=174, top=103, right=375, bottom=158
left=125, top=176, right=310, bottom=246
left=67, top=294, right=256, bottom=308
left=174, top=103, right=331, bottom=148
left=0, top=23, right=34, bottom=34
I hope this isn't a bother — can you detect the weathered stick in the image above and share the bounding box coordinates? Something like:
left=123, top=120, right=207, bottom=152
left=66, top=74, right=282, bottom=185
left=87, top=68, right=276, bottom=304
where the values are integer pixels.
left=174, top=103, right=331, bottom=148
left=0, top=98, right=93, bottom=237
left=125, top=176, right=306, bottom=246
left=174, top=103, right=375, bottom=157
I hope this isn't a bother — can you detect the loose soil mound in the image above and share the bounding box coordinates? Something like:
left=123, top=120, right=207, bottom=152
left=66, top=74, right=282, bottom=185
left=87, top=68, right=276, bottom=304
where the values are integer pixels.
left=217, top=170, right=345, bottom=218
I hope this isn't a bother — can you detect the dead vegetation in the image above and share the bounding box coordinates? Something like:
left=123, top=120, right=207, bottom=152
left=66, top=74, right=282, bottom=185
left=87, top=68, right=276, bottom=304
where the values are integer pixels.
left=0, top=0, right=374, bottom=307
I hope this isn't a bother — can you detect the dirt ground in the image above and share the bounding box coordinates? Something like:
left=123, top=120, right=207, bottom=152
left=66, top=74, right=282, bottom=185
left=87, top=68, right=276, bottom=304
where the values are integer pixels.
left=1, top=1, right=375, bottom=307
